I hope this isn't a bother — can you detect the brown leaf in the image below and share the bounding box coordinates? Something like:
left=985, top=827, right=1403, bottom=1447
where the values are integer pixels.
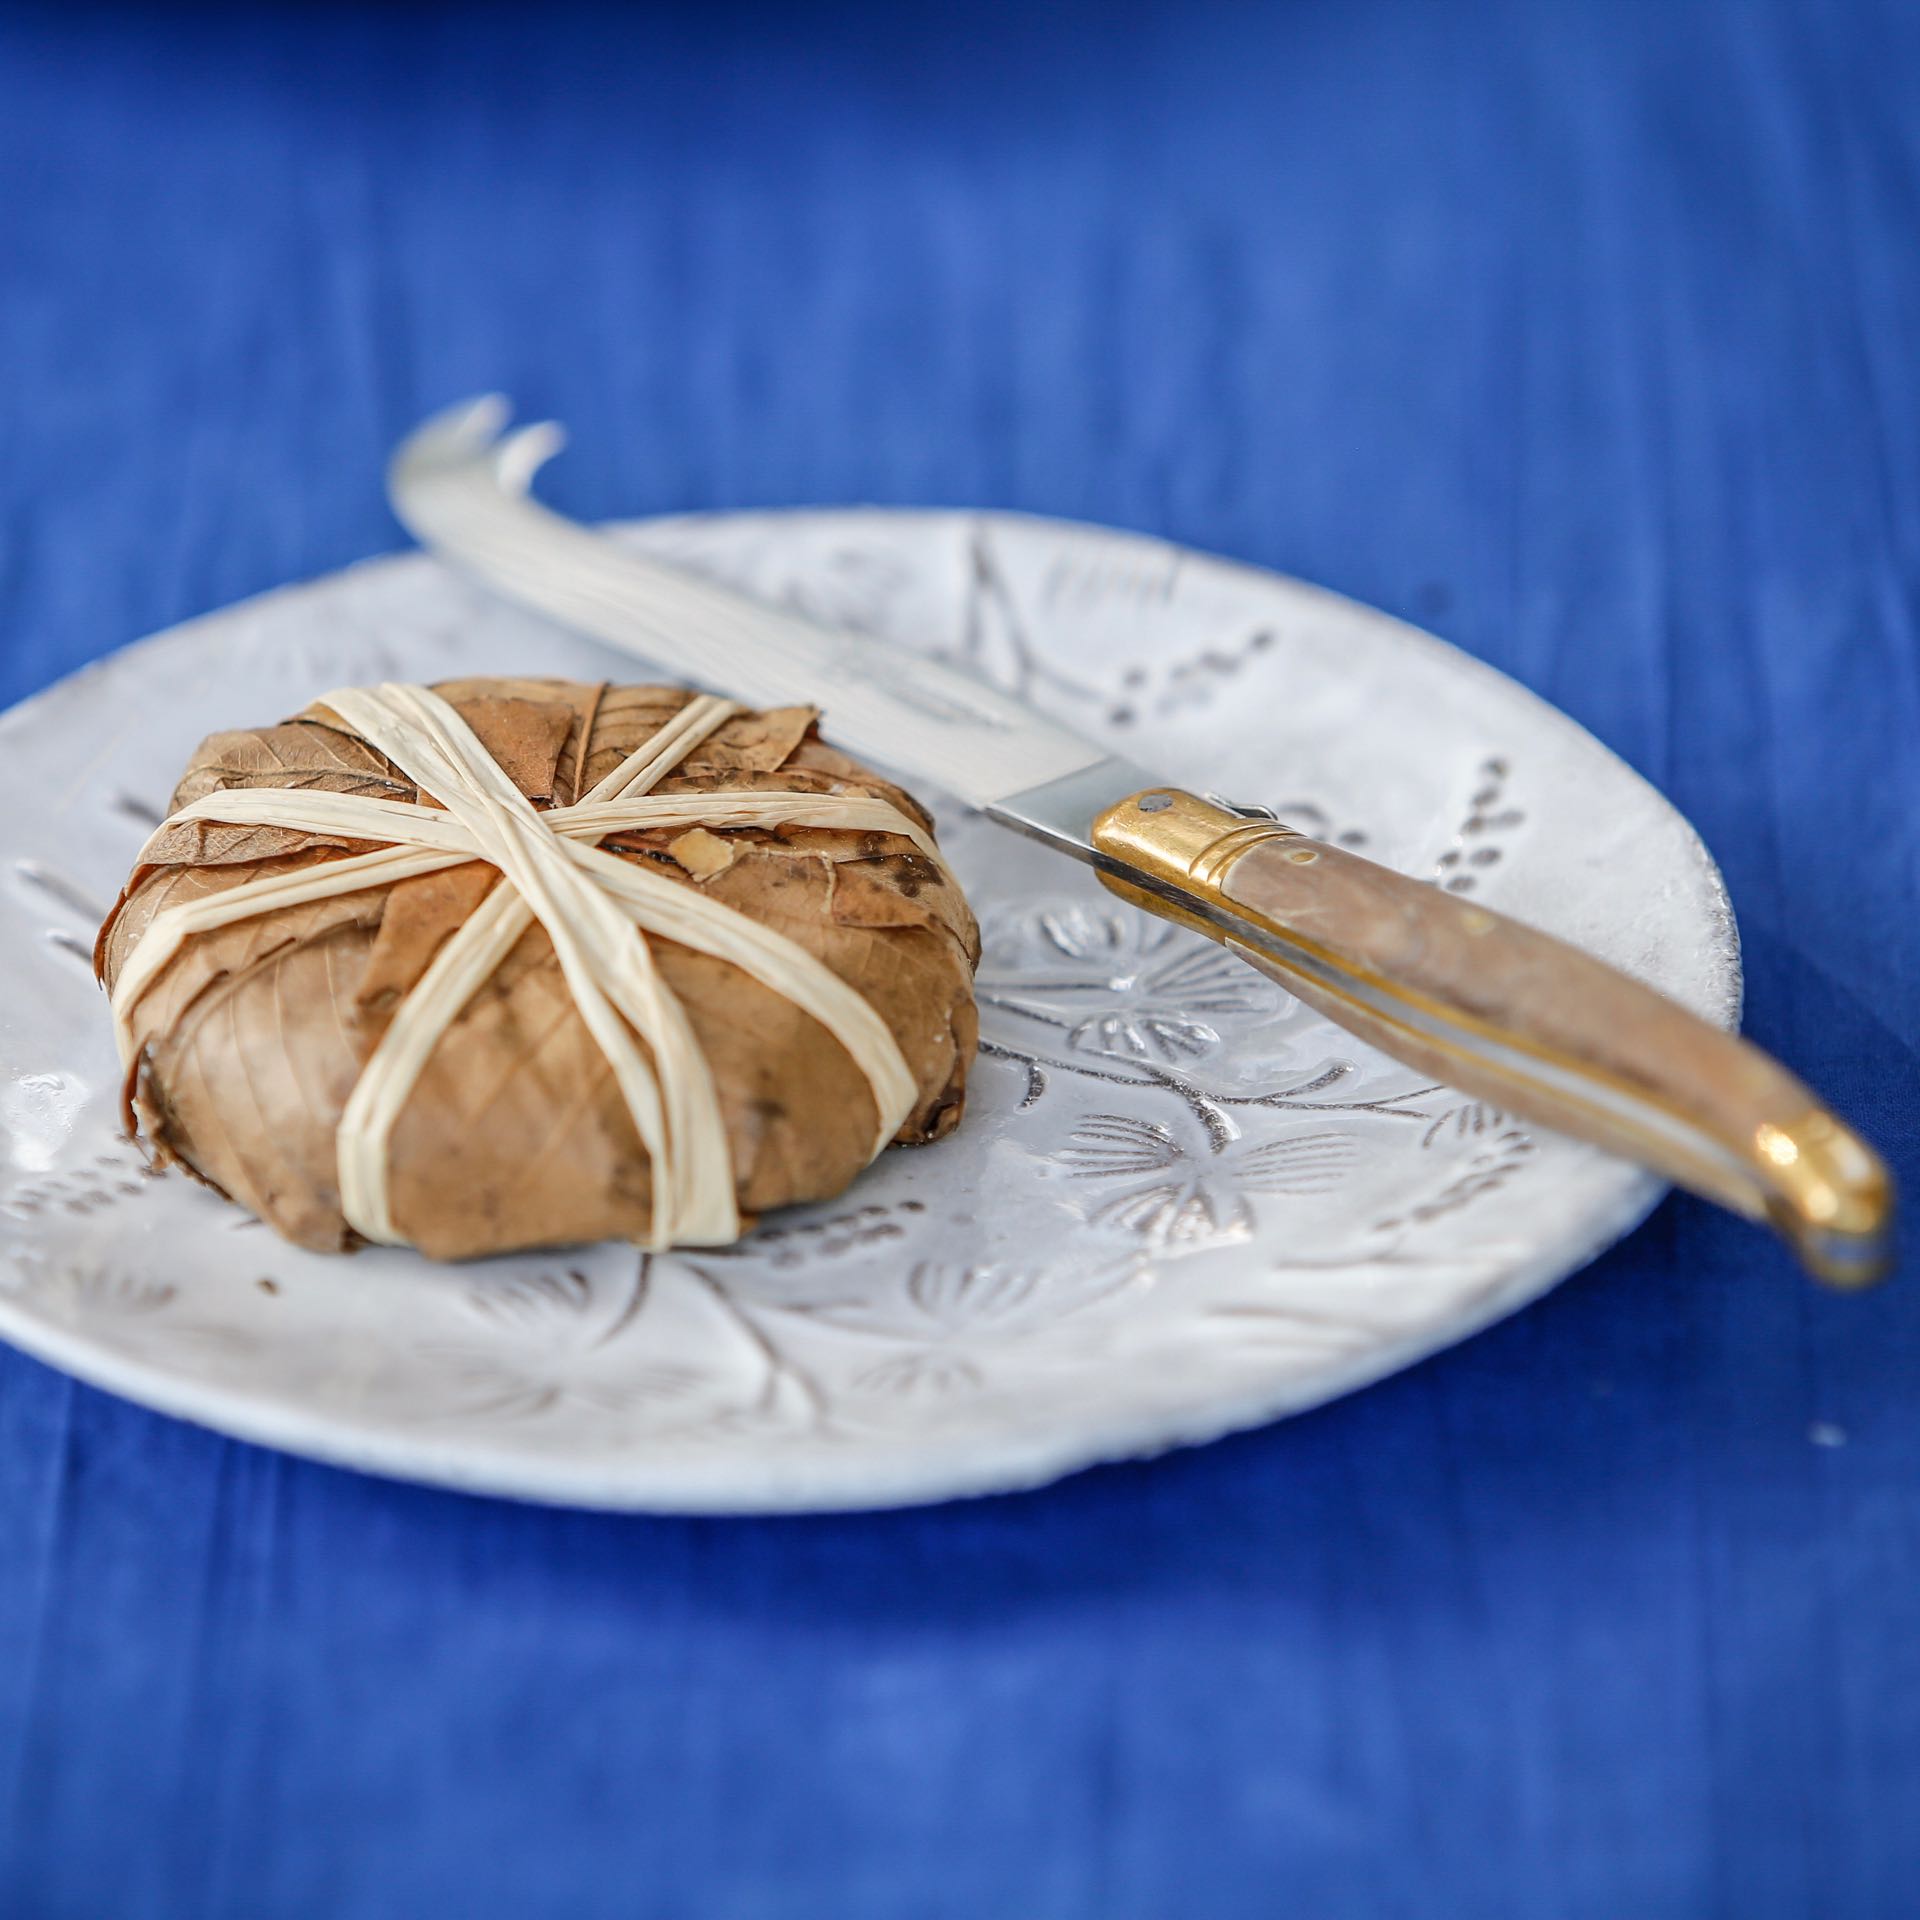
left=355, top=863, right=499, bottom=1021
left=426, top=691, right=577, bottom=802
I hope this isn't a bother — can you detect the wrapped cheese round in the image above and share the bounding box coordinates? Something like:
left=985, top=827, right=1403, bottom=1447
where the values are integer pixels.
left=96, top=678, right=980, bottom=1260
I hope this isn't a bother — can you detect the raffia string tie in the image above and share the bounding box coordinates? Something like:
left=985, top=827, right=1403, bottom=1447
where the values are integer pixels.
left=112, top=685, right=940, bottom=1248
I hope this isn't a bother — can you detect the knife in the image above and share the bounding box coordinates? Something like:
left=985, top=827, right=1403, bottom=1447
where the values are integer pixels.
left=387, top=397, right=1893, bottom=1287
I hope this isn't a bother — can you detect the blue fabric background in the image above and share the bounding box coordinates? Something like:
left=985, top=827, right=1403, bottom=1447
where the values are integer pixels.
left=2, top=3, right=1917, bottom=1914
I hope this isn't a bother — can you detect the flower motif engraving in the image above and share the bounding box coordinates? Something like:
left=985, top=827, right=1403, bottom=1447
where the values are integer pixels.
left=980, top=907, right=1282, bottom=1064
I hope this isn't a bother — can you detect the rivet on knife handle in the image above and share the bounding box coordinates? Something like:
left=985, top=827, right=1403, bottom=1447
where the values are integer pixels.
left=1091, top=788, right=1894, bottom=1287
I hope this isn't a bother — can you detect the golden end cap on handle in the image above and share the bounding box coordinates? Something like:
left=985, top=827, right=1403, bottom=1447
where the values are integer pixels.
left=1757, top=1110, right=1896, bottom=1289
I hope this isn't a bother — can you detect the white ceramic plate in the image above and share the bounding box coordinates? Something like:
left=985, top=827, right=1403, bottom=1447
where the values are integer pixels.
left=0, top=511, right=1737, bottom=1511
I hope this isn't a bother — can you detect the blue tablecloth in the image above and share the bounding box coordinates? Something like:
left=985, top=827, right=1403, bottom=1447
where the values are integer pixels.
left=2, top=3, right=1916, bottom=1914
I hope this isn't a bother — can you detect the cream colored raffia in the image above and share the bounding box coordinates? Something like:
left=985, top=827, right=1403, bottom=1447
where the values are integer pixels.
left=112, top=685, right=942, bottom=1249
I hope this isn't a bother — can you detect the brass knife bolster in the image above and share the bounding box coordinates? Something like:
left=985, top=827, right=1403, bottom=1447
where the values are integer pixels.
left=1090, top=788, right=1321, bottom=950
left=1091, top=788, right=1302, bottom=894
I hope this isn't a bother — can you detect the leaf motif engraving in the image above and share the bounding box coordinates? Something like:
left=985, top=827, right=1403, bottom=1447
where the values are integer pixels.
left=699, top=1200, right=922, bottom=1271
left=1234, top=1133, right=1359, bottom=1196
left=405, top=1259, right=712, bottom=1427
left=408, top=1347, right=710, bottom=1423
left=1377, top=1124, right=1538, bottom=1232
left=1057, top=1114, right=1357, bottom=1250
left=14, top=861, right=111, bottom=977
left=113, top=791, right=167, bottom=829
left=980, top=908, right=1283, bottom=1066
left=2, top=1144, right=159, bottom=1221
left=1034, top=908, right=1132, bottom=963
left=1421, top=1103, right=1508, bottom=1150
left=906, top=1261, right=1043, bottom=1327
left=1432, top=757, right=1524, bottom=895
left=14, top=859, right=109, bottom=926
left=1056, top=1114, right=1181, bottom=1180
left=1204, top=1302, right=1387, bottom=1356
left=1066, top=1010, right=1221, bottom=1062
left=957, top=523, right=1104, bottom=709
left=763, top=1257, right=1146, bottom=1359
left=462, top=1266, right=596, bottom=1331
left=65, top=1269, right=176, bottom=1316
left=854, top=1351, right=985, bottom=1399
left=1142, top=941, right=1276, bottom=1016
left=1101, top=623, right=1282, bottom=728
left=1092, top=1183, right=1248, bottom=1244
left=0, top=1257, right=263, bottom=1365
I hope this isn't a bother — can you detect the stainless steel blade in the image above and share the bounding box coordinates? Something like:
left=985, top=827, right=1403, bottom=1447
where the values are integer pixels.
left=388, top=399, right=1150, bottom=860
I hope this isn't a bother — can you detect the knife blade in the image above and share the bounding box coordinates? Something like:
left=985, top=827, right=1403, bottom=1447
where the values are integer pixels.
left=388, top=398, right=1893, bottom=1286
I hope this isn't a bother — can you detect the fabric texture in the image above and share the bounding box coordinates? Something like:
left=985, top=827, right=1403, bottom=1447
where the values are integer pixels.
left=1, top=2, right=1916, bottom=1914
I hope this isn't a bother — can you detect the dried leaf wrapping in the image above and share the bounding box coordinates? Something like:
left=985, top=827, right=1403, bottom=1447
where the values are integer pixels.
left=98, top=679, right=981, bottom=1259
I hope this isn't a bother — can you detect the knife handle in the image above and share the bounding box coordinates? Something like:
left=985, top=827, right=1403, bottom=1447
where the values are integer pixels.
left=1091, top=788, right=1892, bottom=1287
